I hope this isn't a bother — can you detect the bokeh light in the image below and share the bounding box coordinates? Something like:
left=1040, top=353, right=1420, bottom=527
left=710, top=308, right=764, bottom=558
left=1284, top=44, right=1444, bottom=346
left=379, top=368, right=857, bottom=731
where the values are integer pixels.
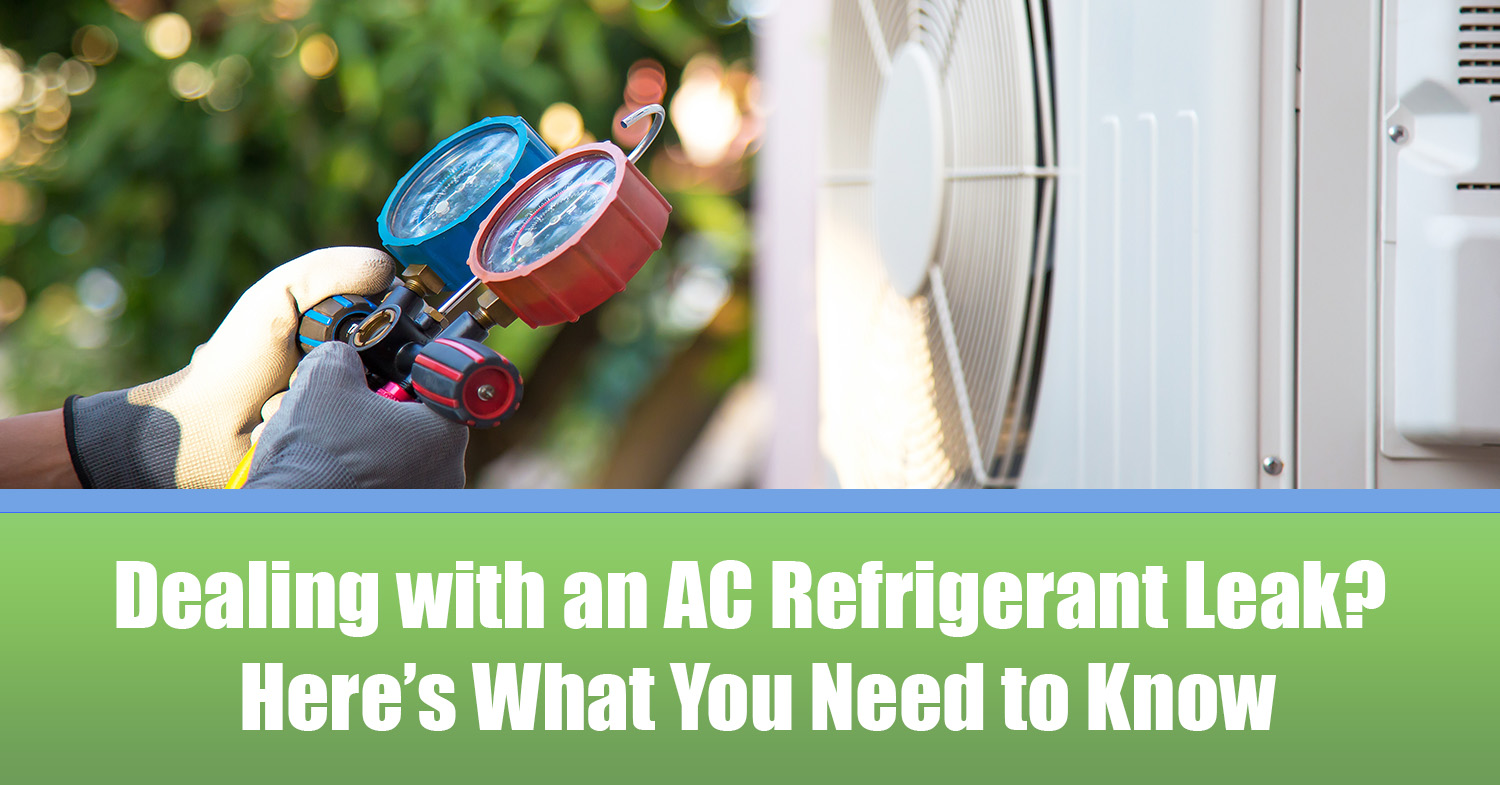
left=0, top=180, right=35, bottom=223
left=169, top=62, right=213, bottom=100
left=732, top=0, right=775, bottom=16
left=0, top=114, right=18, bottom=161
left=298, top=33, right=339, bottom=79
left=73, top=25, right=119, bottom=66
left=207, top=55, right=251, bottom=111
left=539, top=102, right=586, bottom=150
left=110, top=0, right=160, bottom=23
left=0, top=277, right=26, bottom=327
left=60, top=60, right=96, bottom=95
left=273, top=0, right=315, bottom=21
left=694, top=0, right=746, bottom=27
left=35, top=283, right=78, bottom=331
left=664, top=263, right=732, bottom=333
left=0, top=58, right=22, bottom=112
left=17, top=71, right=42, bottom=113
left=626, top=59, right=667, bottom=105
left=34, top=90, right=71, bottom=131
left=616, top=59, right=668, bottom=148
left=145, top=13, right=193, bottom=60
left=270, top=24, right=298, bottom=58
left=38, top=53, right=66, bottom=88
left=669, top=54, right=742, bottom=166
left=78, top=268, right=126, bottom=319
left=11, top=136, right=45, bottom=168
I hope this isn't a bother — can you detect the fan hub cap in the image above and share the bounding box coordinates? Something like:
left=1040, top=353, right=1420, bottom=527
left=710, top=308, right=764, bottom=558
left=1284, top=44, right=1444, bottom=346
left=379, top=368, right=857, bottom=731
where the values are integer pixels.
left=871, top=43, right=946, bottom=298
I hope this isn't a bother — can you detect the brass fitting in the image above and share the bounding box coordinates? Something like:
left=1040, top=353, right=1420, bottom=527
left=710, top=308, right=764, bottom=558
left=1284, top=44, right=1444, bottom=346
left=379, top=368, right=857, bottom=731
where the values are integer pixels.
left=399, top=264, right=447, bottom=298
left=474, top=289, right=518, bottom=330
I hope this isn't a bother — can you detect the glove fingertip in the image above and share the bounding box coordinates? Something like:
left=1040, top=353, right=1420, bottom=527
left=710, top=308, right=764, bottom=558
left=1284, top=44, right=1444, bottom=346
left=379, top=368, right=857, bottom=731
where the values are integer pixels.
left=298, top=341, right=367, bottom=389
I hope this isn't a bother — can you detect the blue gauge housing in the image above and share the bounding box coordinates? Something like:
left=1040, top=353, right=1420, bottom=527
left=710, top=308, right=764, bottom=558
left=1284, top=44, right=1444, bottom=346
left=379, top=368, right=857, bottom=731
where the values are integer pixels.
left=377, top=116, right=555, bottom=290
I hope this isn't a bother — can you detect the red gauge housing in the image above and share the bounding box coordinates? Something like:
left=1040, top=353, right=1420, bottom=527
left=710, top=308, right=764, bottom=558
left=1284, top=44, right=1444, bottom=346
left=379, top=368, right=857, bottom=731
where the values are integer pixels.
left=467, top=142, right=671, bottom=327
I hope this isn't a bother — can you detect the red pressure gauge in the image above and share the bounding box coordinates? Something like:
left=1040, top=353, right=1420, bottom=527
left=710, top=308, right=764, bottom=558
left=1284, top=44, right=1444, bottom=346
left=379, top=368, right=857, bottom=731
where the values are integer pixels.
left=467, top=106, right=672, bottom=327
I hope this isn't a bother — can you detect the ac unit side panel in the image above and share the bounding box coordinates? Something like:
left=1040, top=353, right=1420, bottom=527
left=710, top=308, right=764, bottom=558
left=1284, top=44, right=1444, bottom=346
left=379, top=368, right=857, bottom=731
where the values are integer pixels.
left=1023, top=0, right=1263, bottom=488
left=1374, top=0, right=1500, bottom=486
left=1387, top=1, right=1500, bottom=449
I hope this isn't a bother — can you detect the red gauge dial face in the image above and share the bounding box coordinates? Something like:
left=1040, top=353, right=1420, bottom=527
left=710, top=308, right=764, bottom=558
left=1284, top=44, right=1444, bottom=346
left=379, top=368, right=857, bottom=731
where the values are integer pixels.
left=477, top=153, right=618, bottom=274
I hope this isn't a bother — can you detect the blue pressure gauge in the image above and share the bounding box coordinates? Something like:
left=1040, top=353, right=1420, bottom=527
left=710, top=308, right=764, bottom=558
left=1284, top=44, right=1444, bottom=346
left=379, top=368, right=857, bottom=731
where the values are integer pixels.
left=377, top=116, right=554, bottom=290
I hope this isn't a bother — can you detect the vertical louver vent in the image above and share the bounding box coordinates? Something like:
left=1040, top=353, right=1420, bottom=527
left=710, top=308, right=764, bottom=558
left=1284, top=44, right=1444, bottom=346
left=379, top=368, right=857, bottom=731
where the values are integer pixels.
left=1461, top=6, right=1500, bottom=100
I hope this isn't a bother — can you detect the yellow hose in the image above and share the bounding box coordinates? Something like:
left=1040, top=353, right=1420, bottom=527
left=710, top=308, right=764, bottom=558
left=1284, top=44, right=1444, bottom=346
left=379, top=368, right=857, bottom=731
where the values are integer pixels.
left=225, top=443, right=257, bottom=489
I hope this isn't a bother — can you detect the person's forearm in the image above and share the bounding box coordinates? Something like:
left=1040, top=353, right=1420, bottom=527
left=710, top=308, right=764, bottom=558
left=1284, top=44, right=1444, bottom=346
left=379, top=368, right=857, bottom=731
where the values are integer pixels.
left=0, top=408, right=83, bottom=489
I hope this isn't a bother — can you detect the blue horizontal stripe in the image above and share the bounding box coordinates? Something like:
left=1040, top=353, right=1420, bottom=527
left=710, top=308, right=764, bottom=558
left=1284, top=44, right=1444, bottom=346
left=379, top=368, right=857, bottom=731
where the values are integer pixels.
left=332, top=295, right=353, bottom=307
left=305, top=310, right=332, bottom=325
left=2, top=490, right=1500, bottom=514
left=298, top=336, right=323, bottom=347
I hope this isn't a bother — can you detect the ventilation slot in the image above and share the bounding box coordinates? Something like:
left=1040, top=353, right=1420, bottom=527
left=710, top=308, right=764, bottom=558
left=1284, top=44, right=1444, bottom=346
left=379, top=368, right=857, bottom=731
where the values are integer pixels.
left=1461, top=11, right=1500, bottom=99
left=1457, top=183, right=1500, bottom=190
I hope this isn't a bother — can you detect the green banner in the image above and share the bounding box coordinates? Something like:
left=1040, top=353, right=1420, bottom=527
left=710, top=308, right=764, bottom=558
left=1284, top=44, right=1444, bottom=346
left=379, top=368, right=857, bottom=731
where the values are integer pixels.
left=1, top=513, right=1492, bottom=782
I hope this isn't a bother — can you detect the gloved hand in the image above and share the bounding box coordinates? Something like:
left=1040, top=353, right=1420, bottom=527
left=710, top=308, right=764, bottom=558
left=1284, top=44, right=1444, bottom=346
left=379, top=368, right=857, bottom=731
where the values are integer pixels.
left=65, top=247, right=397, bottom=488
left=244, top=342, right=469, bottom=488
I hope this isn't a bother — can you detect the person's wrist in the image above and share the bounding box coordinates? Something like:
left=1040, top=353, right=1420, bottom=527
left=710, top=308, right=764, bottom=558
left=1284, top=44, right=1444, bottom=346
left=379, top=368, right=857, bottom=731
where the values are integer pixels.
left=0, top=408, right=82, bottom=489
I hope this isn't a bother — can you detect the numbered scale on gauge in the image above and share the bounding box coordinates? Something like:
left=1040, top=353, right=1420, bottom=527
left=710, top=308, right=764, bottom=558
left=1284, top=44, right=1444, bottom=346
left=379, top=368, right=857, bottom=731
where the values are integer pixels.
left=468, top=105, right=673, bottom=327
left=485, top=155, right=617, bottom=272
left=376, top=116, right=554, bottom=291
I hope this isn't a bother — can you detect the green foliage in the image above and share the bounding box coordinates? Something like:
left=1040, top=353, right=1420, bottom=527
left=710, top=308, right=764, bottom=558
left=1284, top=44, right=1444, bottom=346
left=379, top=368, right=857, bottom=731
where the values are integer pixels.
left=0, top=0, right=754, bottom=452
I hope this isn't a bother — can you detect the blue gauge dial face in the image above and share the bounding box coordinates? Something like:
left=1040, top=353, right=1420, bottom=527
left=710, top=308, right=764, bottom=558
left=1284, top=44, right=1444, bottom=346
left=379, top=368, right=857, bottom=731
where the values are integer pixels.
left=388, top=125, right=522, bottom=239
left=479, top=154, right=617, bottom=274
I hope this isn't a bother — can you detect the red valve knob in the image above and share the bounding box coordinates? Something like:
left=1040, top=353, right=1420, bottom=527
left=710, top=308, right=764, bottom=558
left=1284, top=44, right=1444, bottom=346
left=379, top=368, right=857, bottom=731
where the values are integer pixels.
left=408, top=338, right=523, bottom=428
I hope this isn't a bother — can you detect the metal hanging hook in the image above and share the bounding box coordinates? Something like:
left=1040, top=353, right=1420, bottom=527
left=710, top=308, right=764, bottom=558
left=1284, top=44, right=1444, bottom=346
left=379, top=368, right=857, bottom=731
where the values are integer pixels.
left=622, top=104, right=665, bottom=164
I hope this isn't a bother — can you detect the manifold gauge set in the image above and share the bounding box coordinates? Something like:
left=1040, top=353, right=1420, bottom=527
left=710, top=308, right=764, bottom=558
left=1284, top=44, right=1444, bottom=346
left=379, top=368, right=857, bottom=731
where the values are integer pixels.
left=226, top=105, right=672, bottom=487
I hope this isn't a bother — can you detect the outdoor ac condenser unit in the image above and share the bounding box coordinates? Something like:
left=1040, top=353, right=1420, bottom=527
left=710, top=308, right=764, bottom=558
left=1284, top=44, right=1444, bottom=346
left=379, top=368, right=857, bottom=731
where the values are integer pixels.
left=783, top=0, right=1500, bottom=488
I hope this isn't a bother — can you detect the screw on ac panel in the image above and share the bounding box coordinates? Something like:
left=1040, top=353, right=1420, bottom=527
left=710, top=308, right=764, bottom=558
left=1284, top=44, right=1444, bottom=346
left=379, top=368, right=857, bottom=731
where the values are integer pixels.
left=1261, top=456, right=1284, bottom=476
left=1387, top=125, right=1409, bottom=144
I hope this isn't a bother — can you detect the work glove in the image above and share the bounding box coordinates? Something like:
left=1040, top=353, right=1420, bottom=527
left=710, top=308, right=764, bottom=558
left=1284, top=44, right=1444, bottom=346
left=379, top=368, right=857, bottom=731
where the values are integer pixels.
left=244, top=341, right=469, bottom=488
left=65, top=247, right=397, bottom=488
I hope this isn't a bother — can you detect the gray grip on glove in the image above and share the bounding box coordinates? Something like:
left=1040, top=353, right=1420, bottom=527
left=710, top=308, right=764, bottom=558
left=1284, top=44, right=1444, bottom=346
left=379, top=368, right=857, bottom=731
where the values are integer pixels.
left=244, top=342, right=469, bottom=489
left=67, top=376, right=214, bottom=489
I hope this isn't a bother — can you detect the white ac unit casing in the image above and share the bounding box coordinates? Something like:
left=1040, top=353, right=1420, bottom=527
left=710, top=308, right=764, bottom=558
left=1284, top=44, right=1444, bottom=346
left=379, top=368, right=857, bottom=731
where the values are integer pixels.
left=759, top=0, right=1500, bottom=488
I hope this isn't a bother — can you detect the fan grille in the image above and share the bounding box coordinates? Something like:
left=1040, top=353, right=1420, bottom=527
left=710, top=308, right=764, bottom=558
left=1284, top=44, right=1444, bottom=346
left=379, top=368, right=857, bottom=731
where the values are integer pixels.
left=818, top=0, right=1056, bottom=488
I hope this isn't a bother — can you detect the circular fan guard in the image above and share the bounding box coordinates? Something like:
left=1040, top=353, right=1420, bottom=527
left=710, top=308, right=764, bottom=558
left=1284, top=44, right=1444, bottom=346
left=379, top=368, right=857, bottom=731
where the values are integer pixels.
left=817, top=0, right=1057, bottom=488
